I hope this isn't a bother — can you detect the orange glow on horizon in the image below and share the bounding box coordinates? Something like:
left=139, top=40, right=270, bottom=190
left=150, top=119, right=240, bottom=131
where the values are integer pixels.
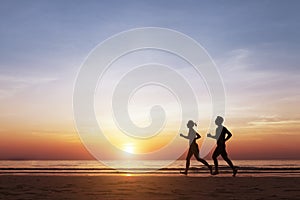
left=1, top=121, right=300, bottom=160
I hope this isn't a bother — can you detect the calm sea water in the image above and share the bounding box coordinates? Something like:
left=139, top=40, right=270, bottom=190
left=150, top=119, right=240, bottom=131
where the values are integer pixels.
left=0, top=160, right=299, bottom=176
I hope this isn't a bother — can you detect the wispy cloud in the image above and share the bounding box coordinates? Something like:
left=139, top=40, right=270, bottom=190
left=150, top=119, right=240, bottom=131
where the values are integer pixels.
left=248, top=115, right=300, bottom=127
left=220, top=48, right=251, bottom=71
left=0, top=74, right=57, bottom=99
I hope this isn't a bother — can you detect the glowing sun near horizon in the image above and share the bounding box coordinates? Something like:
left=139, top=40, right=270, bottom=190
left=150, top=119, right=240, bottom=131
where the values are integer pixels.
left=123, top=143, right=135, bottom=154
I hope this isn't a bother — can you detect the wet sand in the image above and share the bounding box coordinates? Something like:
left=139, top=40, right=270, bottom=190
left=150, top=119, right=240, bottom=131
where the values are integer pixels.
left=0, top=175, right=299, bottom=199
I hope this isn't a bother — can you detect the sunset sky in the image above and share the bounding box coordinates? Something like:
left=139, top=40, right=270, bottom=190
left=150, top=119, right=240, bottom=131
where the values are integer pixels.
left=0, top=1, right=299, bottom=160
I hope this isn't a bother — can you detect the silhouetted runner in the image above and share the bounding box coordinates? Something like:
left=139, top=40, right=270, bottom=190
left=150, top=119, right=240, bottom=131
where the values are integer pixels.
left=180, top=120, right=212, bottom=175
left=207, top=116, right=237, bottom=176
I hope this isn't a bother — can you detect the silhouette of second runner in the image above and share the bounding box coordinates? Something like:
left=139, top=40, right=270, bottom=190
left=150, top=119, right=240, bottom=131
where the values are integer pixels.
left=180, top=120, right=212, bottom=175
left=207, top=116, right=237, bottom=176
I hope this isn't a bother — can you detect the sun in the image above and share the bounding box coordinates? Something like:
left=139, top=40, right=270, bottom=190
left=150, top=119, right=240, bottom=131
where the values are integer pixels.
left=123, top=143, right=135, bottom=154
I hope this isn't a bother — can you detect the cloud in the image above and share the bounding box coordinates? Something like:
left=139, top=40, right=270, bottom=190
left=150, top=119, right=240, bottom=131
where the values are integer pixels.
left=217, top=47, right=300, bottom=93
left=218, top=43, right=300, bottom=73
left=248, top=115, right=300, bottom=127
left=0, top=74, right=57, bottom=99
left=219, top=48, right=251, bottom=71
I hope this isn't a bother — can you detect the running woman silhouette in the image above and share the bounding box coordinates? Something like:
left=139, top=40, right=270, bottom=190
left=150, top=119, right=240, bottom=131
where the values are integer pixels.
left=207, top=116, right=237, bottom=176
left=180, top=120, right=212, bottom=175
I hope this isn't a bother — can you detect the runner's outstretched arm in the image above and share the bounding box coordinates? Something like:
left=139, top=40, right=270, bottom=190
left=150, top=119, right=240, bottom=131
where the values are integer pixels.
left=180, top=133, right=189, bottom=139
left=207, top=133, right=217, bottom=139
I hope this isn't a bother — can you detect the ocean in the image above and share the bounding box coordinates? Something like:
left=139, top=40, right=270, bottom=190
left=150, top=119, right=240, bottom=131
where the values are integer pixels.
left=0, top=160, right=299, bottom=176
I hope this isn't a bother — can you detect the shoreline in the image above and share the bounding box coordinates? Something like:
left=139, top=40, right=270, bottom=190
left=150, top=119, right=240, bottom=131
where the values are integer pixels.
left=1, top=172, right=300, bottom=177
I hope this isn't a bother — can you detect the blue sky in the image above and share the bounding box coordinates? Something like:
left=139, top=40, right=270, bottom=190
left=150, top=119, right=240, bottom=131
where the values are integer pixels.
left=1, top=0, right=299, bottom=74
left=0, top=0, right=299, bottom=108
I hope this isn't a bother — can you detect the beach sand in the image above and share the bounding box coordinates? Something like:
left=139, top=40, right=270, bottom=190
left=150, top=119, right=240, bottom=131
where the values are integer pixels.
left=0, top=175, right=299, bottom=200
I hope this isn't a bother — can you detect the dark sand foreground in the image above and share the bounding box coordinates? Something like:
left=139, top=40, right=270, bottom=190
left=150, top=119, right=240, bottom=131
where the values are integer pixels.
left=0, top=175, right=299, bottom=200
